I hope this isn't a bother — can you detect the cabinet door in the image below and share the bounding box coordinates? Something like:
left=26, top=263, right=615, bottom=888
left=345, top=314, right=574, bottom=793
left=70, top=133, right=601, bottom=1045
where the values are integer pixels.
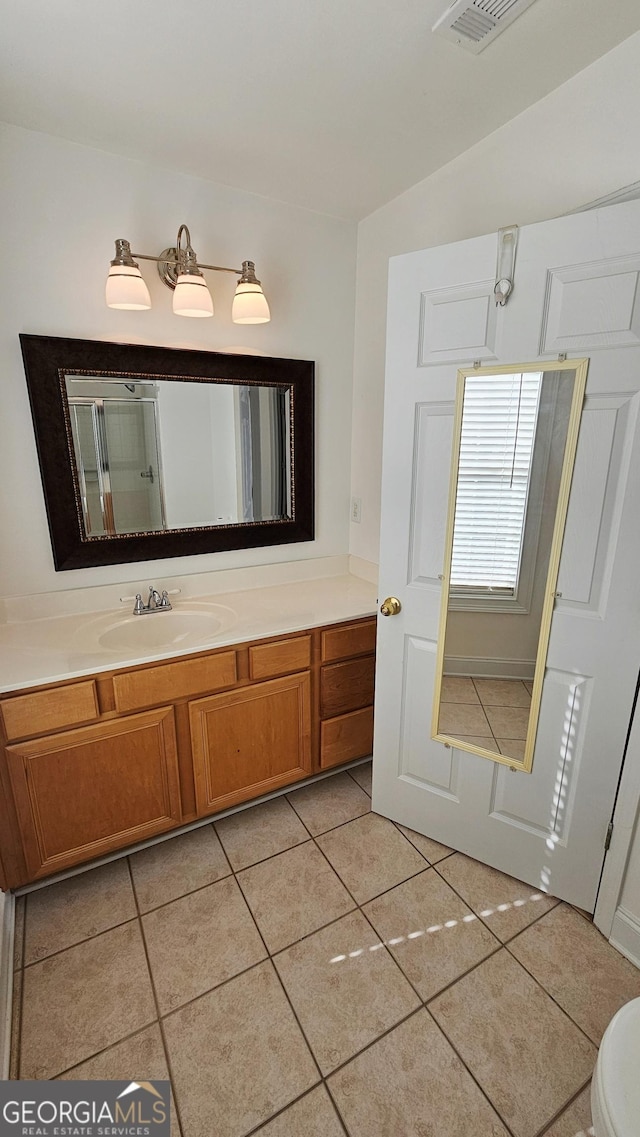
left=190, top=673, right=312, bottom=814
left=6, top=707, right=181, bottom=880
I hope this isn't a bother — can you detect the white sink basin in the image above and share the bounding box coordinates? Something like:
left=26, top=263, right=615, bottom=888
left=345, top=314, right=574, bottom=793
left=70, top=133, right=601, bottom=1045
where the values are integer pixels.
left=71, top=603, right=236, bottom=655
left=98, top=610, right=227, bottom=651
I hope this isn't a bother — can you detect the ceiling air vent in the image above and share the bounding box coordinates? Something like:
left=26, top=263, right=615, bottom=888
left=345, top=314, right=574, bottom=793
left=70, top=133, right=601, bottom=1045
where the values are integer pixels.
left=432, top=0, right=539, bottom=54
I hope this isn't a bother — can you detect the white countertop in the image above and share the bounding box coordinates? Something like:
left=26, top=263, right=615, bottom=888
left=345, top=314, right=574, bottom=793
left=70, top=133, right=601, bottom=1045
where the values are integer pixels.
left=0, top=573, right=378, bottom=693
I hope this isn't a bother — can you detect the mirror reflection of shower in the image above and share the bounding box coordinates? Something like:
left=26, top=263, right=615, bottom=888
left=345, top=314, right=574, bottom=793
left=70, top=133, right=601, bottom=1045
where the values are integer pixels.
left=431, top=360, right=588, bottom=773
left=65, top=376, right=292, bottom=537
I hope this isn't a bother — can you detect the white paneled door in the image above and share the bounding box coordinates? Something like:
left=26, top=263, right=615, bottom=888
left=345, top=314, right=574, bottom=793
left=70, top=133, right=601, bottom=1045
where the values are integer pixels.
left=373, top=201, right=640, bottom=911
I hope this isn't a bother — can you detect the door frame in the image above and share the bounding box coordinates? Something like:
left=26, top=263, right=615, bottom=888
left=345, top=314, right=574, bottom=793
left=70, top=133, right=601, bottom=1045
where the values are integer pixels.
left=594, top=672, right=640, bottom=961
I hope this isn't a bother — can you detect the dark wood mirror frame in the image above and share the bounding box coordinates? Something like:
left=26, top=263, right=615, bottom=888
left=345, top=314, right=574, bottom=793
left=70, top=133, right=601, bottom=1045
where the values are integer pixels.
left=20, top=334, right=314, bottom=571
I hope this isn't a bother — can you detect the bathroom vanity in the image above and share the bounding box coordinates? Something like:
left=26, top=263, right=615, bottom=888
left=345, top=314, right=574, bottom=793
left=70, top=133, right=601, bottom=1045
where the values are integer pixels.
left=0, top=575, right=377, bottom=889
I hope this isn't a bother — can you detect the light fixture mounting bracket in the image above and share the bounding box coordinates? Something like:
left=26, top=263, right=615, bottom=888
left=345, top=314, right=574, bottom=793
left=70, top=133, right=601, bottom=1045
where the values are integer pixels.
left=157, top=248, right=180, bottom=291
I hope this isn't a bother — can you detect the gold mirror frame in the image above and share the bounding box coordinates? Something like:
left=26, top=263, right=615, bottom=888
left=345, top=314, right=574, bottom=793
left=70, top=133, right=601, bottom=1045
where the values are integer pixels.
left=431, top=358, right=589, bottom=774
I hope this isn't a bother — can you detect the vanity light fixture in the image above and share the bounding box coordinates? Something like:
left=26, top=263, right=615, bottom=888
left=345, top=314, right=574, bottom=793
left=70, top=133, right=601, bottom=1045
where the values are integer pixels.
left=106, top=223, right=271, bottom=323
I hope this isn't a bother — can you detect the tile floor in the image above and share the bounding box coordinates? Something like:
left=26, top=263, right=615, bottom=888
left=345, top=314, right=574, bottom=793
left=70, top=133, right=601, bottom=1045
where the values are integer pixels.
left=10, top=761, right=640, bottom=1137
left=439, top=676, right=533, bottom=760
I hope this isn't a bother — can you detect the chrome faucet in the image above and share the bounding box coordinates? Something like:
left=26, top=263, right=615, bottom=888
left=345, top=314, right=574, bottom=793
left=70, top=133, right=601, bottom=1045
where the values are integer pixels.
left=133, top=587, right=172, bottom=615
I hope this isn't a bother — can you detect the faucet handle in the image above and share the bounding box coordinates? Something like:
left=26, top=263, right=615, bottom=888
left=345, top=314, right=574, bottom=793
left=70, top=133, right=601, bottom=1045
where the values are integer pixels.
left=133, top=593, right=144, bottom=615
left=159, top=590, right=172, bottom=609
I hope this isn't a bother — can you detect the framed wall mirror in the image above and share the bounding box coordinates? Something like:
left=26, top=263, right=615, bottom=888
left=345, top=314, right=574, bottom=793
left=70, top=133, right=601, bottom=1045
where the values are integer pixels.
left=431, top=358, right=588, bottom=773
left=20, top=335, right=314, bottom=570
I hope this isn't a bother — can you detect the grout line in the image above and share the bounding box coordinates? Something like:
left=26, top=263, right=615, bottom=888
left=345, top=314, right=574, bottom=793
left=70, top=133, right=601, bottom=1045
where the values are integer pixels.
left=389, top=817, right=455, bottom=863
left=21, top=914, right=140, bottom=971
left=530, top=1072, right=593, bottom=1137
left=322, top=1003, right=426, bottom=1080
left=51, top=1022, right=171, bottom=1081
left=126, top=857, right=187, bottom=1137
left=429, top=857, right=561, bottom=945
left=244, top=1085, right=348, bottom=1137
left=502, top=925, right=600, bottom=1051
left=423, top=1003, right=518, bottom=1137
left=422, top=945, right=509, bottom=1009
left=231, top=867, right=328, bottom=1106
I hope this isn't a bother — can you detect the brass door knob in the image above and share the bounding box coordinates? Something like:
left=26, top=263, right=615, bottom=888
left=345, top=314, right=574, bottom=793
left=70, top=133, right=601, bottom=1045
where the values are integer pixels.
left=380, top=596, right=402, bottom=616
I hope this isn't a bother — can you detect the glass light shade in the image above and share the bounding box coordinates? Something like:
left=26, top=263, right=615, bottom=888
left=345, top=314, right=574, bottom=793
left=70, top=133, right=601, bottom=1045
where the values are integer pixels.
left=105, top=264, right=151, bottom=310
left=232, top=282, right=271, bottom=324
left=172, top=273, right=214, bottom=318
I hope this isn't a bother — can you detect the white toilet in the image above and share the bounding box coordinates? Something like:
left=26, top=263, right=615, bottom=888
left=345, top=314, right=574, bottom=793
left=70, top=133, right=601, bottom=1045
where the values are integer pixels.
left=591, top=996, right=640, bottom=1136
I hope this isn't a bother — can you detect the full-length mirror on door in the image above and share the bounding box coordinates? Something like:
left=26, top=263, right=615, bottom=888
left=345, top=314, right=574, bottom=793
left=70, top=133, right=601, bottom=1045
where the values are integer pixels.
left=431, top=359, right=588, bottom=773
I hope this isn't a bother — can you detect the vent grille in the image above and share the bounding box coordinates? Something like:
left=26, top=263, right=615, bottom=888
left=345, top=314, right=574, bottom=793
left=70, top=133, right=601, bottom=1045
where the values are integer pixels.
left=433, top=0, right=539, bottom=54
left=450, top=10, right=495, bottom=42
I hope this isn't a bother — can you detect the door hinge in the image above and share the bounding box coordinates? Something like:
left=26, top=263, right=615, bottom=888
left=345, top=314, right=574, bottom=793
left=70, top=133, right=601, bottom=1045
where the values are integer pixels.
left=604, top=820, right=614, bottom=852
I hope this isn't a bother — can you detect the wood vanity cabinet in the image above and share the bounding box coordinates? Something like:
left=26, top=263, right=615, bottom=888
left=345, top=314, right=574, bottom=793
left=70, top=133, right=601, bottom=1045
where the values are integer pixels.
left=0, top=616, right=376, bottom=888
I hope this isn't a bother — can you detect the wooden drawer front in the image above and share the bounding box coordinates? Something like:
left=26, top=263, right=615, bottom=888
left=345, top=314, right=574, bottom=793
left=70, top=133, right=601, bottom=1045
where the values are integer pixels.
left=190, top=672, right=312, bottom=815
left=320, top=656, right=375, bottom=719
left=321, top=707, right=374, bottom=770
left=113, top=650, right=237, bottom=712
left=0, top=680, right=99, bottom=742
left=249, top=636, right=311, bottom=681
left=6, top=707, right=181, bottom=880
left=322, top=620, right=376, bottom=663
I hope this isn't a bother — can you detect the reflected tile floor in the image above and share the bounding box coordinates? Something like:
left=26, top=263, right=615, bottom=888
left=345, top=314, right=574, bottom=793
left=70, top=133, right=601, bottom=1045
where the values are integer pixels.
left=439, top=676, right=532, bottom=758
left=11, top=761, right=640, bottom=1136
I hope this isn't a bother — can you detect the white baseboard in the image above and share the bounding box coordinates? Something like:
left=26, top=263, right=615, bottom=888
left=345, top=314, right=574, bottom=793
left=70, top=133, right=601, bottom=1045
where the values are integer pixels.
left=609, top=906, right=640, bottom=969
left=444, top=655, right=536, bottom=680
left=0, top=890, right=15, bottom=1078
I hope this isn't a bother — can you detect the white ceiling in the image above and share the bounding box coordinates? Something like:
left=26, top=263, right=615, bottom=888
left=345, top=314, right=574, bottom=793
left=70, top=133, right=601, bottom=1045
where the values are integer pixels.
left=2, top=0, right=640, bottom=220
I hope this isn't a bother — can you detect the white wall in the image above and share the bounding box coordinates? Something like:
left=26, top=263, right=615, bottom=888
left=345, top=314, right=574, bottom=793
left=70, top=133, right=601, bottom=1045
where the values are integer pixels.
left=0, top=122, right=357, bottom=597
left=349, top=30, right=640, bottom=566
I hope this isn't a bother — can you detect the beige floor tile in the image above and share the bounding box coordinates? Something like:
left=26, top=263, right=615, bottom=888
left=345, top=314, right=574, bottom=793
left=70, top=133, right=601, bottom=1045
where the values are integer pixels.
left=9, top=969, right=21, bottom=1079
left=20, top=921, right=156, bottom=1079
left=437, top=852, right=558, bottom=941
left=395, top=823, right=452, bottom=864
left=274, top=910, right=419, bottom=1074
left=349, top=761, right=372, bottom=795
left=524, top=681, right=534, bottom=696
left=129, top=825, right=230, bottom=912
left=237, top=841, right=354, bottom=953
left=287, top=772, right=370, bottom=835
left=497, top=737, right=527, bottom=761
left=142, top=875, right=266, bottom=1013
left=363, top=869, right=500, bottom=1000
left=509, top=904, right=640, bottom=1044
left=571, top=904, right=593, bottom=922
left=316, top=813, right=426, bottom=904
left=254, top=1086, right=345, bottom=1137
left=58, top=1024, right=181, bottom=1135
left=215, top=796, right=309, bottom=871
left=430, top=951, right=596, bottom=1137
left=164, top=960, right=319, bottom=1137
left=438, top=701, right=492, bottom=736
left=542, top=1085, right=593, bottom=1137
left=441, top=677, right=480, bottom=703
left=474, top=679, right=532, bottom=707
left=13, top=896, right=24, bottom=970
left=484, top=704, right=530, bottom=739
left=328, top=1008, right=509, bottom=1137
left=24, top=859, right=137, bottom=964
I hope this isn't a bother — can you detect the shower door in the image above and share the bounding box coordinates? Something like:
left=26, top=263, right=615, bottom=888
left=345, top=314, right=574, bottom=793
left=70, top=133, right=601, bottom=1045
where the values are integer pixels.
left=69, top=397, right=165, bottom=536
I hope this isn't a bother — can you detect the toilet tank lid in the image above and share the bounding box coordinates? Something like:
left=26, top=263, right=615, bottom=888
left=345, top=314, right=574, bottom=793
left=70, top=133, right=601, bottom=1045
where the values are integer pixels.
left=596, top=996, right=640, bottom=1136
